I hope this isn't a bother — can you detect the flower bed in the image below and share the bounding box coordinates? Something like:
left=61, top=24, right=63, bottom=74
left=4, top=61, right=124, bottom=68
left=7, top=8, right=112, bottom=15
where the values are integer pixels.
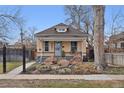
left=26, top=55, right=99, bottom=74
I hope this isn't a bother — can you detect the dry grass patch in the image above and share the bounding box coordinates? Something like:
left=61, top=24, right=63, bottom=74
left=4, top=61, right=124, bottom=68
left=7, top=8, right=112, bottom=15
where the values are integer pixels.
left=0, top=80, right=124, bottom=88
left=0, top=62, right=22, bottom=74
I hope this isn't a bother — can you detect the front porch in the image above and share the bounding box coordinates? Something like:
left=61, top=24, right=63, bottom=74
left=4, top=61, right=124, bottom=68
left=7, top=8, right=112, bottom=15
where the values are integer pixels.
left=41, top=51, right=82, bottom=61
left=36, top=39, right=86, bottom=58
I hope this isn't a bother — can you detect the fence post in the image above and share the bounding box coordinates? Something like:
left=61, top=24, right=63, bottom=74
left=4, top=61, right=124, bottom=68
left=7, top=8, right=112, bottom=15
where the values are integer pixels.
left=23, top=45, right=26, bottom=73
left=111, top=53, right=114, bottom=65
left=3, top=44, right=6, bottom=73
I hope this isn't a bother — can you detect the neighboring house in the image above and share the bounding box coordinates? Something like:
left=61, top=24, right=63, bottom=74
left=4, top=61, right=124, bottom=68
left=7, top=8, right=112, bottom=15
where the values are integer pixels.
left=35, top=23, right=88, bottom=60
left=107, top=32, right=124, bottom=52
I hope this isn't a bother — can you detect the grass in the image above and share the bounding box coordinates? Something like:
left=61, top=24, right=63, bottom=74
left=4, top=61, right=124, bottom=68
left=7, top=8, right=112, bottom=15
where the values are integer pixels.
left=0, top=62, right=22, bottom=74
left=0, top=79, right=124, bottom=88
left=103, top=67, right=124, bottom=74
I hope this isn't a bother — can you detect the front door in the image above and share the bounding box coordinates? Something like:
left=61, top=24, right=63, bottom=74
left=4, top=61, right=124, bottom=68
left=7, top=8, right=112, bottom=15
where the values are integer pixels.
left=55, top=41, right=62, bottom=56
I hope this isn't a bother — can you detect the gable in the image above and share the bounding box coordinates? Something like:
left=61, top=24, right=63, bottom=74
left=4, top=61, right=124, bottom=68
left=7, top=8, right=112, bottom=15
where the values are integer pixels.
left=35, top=23, right=88, bottom=37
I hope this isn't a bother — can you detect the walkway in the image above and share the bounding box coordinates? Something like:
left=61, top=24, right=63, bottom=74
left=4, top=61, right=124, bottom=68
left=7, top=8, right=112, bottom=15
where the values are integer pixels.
left=0, top=74, right=124, bottom=80
left=7, top=61, right=35, bottom=75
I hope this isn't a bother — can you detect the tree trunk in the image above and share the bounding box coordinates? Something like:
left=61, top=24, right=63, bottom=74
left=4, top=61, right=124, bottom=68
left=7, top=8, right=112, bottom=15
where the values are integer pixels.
left=93, top=5, right=107, bottom=72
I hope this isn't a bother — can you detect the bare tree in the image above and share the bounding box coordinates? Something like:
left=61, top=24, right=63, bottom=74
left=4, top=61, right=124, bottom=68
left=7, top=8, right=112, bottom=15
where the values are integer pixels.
left=0, top=7, right=25, bottom=44
left=105, top=9, right=124, bottom=52
left=28, top=27, right=37, bottom=45
left=64, top=5, right=94, bottom=47
left=65, top=6, right=90, bottom=30
left=111, top=10, right=124, bottom=35
left=93, top=5, right=107, bottom=72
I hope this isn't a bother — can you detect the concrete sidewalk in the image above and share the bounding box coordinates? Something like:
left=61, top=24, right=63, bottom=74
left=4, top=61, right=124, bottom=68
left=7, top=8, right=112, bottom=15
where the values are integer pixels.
left=7, top=62, right=35, bottom=75
left=0, top=74, right=124, bottom=80
left=1, top=62, right=124, bottom=80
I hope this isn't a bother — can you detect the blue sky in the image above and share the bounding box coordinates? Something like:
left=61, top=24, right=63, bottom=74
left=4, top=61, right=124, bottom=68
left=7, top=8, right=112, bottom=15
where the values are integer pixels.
left=0, top=5, right=124, bottom=43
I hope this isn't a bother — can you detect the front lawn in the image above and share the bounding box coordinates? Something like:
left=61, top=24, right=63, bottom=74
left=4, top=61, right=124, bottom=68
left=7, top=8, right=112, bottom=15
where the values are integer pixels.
left=103, top=67, right=124, bottom=74
left=0, top=62, right=22, bottom=74
left=0, top=79, right=124, bottom=88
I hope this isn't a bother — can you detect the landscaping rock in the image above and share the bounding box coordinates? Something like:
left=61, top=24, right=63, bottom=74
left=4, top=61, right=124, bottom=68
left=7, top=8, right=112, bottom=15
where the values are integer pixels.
left=44, top=56, right=57, bottom=65
left=50, top=65, right=60, bottom=70
left=69, top=53, right=83, bottom=65
left=58, top=59, right=70, bottom=67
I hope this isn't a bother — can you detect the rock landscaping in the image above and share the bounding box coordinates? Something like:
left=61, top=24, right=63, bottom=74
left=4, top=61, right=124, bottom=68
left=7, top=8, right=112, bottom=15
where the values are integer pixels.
left=26, top=55, right=99, bottom=74
left=43, top=56, right=57, bottom=65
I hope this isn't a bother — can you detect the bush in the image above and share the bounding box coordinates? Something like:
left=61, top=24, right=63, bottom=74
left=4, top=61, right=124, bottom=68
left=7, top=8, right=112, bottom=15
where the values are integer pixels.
left=69, top=53, right=82, bottom=65
left=62, top=50, right=65, bottom=57
left=71, top=63, right=99, bottom=74
left=27, top=65, right=37, bottom=72
left=37, top=65, right=51, bottom=73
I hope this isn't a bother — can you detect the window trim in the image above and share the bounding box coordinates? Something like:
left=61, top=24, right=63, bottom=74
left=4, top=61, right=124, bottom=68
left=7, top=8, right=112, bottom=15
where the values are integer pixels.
left=56, top=28, right=67, bottom=32
left=121, top=42, right=124, bottom=48
left=71, top=41, right=77, bottom=52
left=44, top=41, right=49, bottom=51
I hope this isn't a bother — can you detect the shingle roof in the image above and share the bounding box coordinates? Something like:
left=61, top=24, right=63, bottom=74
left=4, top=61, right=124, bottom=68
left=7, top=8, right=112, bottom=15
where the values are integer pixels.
left=35, top=23, right=88, bottom=37
left=110, top=32, right=124, bottom=40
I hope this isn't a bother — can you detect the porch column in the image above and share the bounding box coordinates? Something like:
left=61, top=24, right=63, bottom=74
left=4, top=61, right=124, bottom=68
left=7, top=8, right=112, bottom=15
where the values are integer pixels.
left=81, top=39, right=87, bottom=59
left=36, top=38, right=43, bottom=57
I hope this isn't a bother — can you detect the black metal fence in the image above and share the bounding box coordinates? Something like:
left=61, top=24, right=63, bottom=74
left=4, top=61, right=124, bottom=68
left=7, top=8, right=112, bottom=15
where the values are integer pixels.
left=0, top=46, right=30, bottom=62
left=0, top=45, right=30, bottom=73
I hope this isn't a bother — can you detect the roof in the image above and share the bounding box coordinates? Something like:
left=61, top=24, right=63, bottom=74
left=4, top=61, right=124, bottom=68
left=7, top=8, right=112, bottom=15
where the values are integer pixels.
left=110, top=32, right=124, bottom=41
left=35, top=23, right=88, bottom=37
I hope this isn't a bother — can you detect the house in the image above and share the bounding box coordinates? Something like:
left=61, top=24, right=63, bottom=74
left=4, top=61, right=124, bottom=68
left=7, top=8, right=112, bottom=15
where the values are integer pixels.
left=35, top=23, right=88, bottom=61
left=107, top=32, right=124, bottom=52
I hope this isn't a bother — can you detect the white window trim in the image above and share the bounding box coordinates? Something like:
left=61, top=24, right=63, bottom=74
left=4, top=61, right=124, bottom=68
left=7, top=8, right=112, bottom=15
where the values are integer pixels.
left=44, top=41, right=49, bottom=52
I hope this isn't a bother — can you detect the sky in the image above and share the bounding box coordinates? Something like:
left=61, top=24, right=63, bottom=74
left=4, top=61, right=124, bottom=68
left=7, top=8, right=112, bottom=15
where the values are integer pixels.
left=0, top=5, right=124, bottom=44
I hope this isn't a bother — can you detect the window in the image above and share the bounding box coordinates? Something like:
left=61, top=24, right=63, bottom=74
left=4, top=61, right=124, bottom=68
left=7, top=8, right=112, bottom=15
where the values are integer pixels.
left=71, top=41, right=77, bottom=52
left=121, top=43, right=124, bottom=48
left=44, top=41, right=49, bottom=51
left=56, top=28, right=66, bottom=32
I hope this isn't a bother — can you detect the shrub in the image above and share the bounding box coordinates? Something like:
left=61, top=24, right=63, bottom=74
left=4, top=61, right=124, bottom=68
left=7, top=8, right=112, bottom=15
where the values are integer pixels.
left=26, top=64, right=38, bottom=74
left=62, top=50, right=65, bottom=57
left=69, top=53, right=82, bottom=65
left=37, top=65, right=51, bottom=73
left=71, top=63, right=99, bottom=74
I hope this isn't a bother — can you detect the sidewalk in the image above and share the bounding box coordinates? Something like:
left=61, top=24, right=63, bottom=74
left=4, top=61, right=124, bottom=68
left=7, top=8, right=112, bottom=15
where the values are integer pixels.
left=7, top=61, right=35, bottom=75
left=0, top=74, right=124, bottom=80
left=0, top=61, right=124, bottom=80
